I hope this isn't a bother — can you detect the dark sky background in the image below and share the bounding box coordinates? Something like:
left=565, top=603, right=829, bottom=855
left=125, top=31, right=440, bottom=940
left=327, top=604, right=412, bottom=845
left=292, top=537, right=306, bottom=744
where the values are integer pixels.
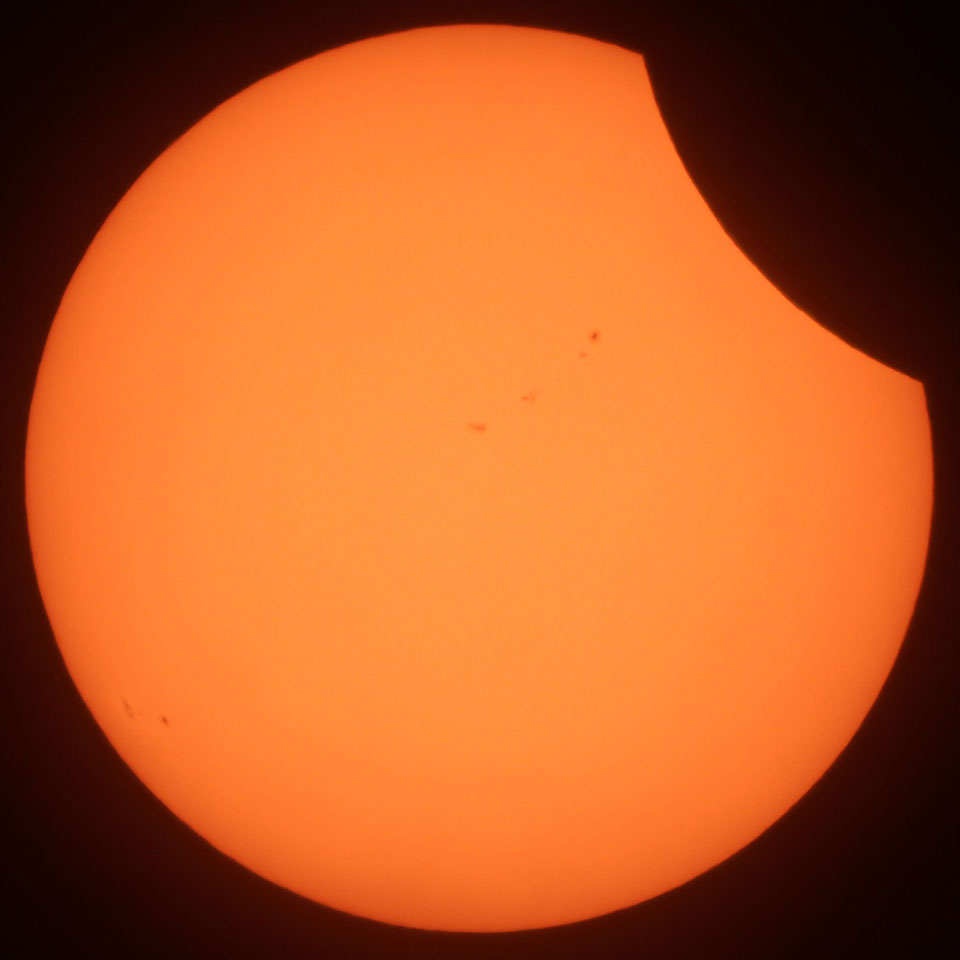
left=1, top=2, right=957, bottom=958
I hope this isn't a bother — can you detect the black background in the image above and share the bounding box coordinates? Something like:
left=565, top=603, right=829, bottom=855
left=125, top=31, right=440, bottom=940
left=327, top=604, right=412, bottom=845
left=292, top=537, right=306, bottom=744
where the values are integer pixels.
left=2, top=2, right=957, bottom=957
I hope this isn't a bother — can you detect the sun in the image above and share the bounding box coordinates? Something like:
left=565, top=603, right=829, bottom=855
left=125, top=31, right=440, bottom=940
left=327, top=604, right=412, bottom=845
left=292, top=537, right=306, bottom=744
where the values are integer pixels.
left=24, top=23, right=932, bottom=932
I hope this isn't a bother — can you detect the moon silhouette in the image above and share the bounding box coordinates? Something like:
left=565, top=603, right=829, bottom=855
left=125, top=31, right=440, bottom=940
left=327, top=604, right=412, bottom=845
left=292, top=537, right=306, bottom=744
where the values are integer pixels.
left=24, top=24, right=933, bottom=932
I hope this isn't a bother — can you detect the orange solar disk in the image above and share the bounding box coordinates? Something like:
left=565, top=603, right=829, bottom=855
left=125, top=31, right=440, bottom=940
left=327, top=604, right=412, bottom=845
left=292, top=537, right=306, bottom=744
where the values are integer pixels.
left=25, top=24, right=933, bottom=932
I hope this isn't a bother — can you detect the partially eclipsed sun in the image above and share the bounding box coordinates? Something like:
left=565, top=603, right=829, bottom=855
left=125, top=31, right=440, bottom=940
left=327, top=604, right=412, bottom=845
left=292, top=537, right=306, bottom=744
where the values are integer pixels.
left=25, top=24, right=933, bottom=933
